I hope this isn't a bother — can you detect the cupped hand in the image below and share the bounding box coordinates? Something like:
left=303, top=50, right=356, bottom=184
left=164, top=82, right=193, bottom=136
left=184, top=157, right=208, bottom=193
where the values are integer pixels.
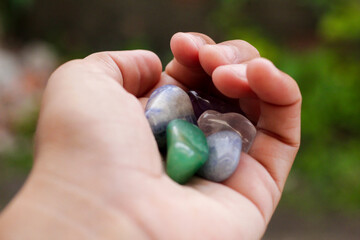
left=0, top=32, right=301, bottom=240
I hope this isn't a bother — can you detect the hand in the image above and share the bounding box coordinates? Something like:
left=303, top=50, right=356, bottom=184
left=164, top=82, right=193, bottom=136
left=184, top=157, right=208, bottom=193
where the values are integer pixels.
left=0, top=32, right=301, bottom=239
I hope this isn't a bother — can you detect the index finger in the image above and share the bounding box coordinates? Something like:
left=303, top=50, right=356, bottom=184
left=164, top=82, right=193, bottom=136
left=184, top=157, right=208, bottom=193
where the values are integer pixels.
left=165, top=32, right=260, bottom=90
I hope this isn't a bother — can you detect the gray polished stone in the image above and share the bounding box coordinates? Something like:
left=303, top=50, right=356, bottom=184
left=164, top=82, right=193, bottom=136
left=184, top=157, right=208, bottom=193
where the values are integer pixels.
left=197, top=130, right=242, bottom=182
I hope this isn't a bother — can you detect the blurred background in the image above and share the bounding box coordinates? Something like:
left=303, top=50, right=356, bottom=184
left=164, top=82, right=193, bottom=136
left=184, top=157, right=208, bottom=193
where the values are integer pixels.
left=0, top=0, right=359, bottom=238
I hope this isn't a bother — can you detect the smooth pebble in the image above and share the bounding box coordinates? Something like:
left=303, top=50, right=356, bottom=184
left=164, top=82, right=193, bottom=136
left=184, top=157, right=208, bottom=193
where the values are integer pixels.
left=166, top=119, right=209, bottom=184
left=197, top=130, right=242, bottom=182
left=197, top=110, right=256, bottom=152
left=145, top=85, right=196, bottom=148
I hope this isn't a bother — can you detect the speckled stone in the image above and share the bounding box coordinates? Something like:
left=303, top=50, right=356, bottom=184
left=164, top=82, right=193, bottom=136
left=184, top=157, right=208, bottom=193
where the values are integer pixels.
left=197, top=110, right=256, bottom=153
left=166, top=119, right=209, bottom=184
left=145, top=85, right=196, bottom=149
left=187, top=90, right=244, bottom=119
left=197, top=131, right=242, bottom=182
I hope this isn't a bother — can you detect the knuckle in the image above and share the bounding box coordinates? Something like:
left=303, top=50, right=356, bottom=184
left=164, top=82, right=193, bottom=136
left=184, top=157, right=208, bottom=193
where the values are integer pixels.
left=237, top=40, right=260, bottom=57
left=49, top=59, right=83, bottom=82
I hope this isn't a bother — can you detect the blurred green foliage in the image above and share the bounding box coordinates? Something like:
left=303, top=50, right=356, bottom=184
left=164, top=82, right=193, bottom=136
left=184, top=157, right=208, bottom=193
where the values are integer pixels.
left=1, top=0, right=359, bottom=214
left=320, top=1, right=360, bottom=41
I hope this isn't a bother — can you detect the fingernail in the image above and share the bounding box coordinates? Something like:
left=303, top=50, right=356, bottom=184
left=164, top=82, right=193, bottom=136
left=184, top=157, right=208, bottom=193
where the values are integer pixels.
left=230, top=64, right=248, bottom=80
left=208, top=45, right=238, bottom=62
left=183, top=33, right=206, bottom=49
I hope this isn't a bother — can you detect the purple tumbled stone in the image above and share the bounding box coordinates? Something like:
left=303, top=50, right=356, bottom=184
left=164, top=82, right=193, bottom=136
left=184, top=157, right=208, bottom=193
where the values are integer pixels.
left=187, top=90, right=243, bottom=119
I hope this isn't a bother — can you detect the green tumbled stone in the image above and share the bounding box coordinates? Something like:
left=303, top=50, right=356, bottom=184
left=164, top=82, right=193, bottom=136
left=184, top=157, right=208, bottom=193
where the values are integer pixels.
left=166, top=119, right=209, bottom=184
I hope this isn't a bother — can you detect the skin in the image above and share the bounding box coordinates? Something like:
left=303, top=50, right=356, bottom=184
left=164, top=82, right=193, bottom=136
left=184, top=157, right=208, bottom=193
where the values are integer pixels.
left=0, top=32, right=301, bottom=240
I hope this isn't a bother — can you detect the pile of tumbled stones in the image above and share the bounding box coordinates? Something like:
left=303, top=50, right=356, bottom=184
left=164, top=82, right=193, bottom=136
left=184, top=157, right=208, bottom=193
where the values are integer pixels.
left=145, top=85, right=256, bottom=184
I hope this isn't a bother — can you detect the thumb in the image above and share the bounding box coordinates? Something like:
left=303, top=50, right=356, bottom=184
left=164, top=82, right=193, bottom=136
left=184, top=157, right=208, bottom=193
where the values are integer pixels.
left=35, top=50, right=163, bottom=176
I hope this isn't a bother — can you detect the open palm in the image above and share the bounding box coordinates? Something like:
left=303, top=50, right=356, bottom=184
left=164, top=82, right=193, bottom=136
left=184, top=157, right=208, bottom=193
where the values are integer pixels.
left=0, top=32, right=301, bottom=240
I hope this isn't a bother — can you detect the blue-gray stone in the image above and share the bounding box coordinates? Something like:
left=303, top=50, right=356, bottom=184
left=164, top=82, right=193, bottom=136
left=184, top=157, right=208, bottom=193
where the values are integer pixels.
left=197, top=130, right=242, bottom=182
left=145, top=85, right=196, bottom=148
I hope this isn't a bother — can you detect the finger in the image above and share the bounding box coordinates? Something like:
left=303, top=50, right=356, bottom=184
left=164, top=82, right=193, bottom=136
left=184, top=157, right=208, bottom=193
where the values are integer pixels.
left=85, top=50, right=162, bottom=97
left=199, top=40, right=260, bottom=76
left=212, top=63, right=260, bottom=122
left=224, top=58, right=301, bottom=196
left=169, top=32, right=215, bottom=67
left=165, top=32, right=215, bottom=89
left=248, top=58, right=302, bottom=144
left=36, top=50, right=163, bottom=175
left=212, top=64, right=257, bottom=99
left=219, top=58, right=301, bottom=224
left=246, top=58, right=301, bottom=190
